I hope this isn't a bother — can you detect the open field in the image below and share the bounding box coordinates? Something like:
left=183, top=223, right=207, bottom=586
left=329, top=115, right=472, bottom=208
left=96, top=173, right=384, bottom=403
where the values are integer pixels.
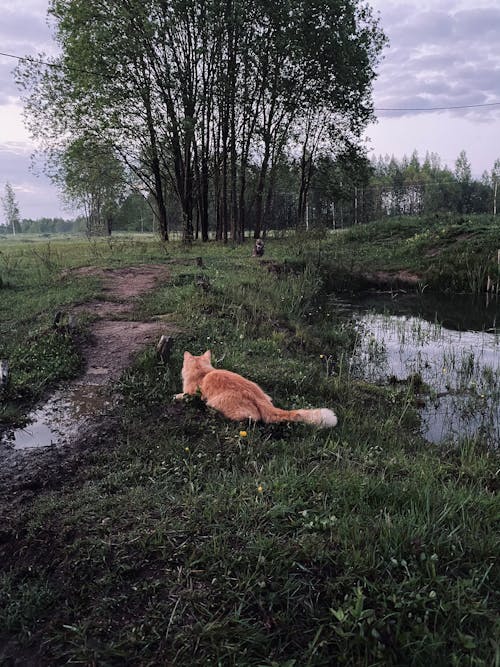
left=0, top=224, right=499, bottom=666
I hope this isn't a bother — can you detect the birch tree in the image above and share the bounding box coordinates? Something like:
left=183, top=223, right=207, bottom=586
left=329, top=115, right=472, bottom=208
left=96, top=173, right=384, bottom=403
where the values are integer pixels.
left=492, top=159, right=500, bottom=216
left=1, top=183, right=21, bottom=236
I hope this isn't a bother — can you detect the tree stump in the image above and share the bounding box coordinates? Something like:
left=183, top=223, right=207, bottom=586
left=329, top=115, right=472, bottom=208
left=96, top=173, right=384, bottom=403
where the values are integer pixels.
left=53, top=311, right=77, bottom=333
left=0, top=360, right=9, bottom=389
left=252, top=238, right=264, bottom=257
left=157, top=335, right=174, bottom=363
left=195, top=275, right=210, bottom=292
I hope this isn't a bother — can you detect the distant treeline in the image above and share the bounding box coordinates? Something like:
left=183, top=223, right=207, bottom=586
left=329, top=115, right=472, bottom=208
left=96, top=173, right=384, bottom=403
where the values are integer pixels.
left=1, top=148, right=499, bottom=237
left=355, top=150, right=499, bottom=224
left=15, top=218, right=83, bottom=235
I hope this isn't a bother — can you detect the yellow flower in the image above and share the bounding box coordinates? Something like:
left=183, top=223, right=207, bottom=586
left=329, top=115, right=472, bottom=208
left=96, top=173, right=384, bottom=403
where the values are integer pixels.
left=239, top=430, right=247, bottom=438
left=184, top=447, right=190, bottom=452
left=257, top=485, right=263, bottom=494
left=319, top=354, right=325, bottom=359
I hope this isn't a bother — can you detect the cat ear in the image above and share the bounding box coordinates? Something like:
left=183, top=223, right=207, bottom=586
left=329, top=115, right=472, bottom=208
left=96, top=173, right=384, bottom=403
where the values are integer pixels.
left=184, top=351, right=192, bottom=360
left=203, top=350, right=211, bottom=360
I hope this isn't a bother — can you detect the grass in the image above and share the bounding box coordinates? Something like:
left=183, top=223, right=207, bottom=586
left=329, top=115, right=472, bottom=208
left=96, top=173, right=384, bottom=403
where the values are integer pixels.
left=311, top=213, right=500, bottom=294
left=0, top=228, right=499, bottom=666
left=0, top=234, right=170, bottom=423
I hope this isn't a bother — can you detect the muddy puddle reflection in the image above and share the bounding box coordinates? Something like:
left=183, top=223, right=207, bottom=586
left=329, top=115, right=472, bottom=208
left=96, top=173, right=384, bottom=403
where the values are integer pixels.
left=1, top=384, right=114, bottom=449
left=334, top=292, right=500, bottom=445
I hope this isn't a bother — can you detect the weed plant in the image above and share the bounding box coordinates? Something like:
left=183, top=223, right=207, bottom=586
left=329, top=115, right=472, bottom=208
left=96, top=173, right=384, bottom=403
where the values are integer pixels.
left=0, top=233, right=498, bottom=666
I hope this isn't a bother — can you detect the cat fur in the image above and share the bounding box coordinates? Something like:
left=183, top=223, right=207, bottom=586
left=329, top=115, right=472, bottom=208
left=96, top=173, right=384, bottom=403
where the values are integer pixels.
left=175, top=350, right=337, bottom=428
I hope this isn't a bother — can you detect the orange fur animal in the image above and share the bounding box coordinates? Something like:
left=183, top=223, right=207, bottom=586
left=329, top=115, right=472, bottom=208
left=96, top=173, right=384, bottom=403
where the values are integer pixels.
left=175, top=350, right=338, bottom=428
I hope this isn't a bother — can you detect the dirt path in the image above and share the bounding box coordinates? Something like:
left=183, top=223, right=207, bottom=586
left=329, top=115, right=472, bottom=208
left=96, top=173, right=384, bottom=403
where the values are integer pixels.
left=0, top=264, right=178, bottom=498
left=71, top=265, right=174, bottom=384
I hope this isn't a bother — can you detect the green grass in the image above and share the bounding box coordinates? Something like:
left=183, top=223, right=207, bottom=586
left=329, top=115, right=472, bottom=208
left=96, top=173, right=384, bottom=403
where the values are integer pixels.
left=312, top=214, right=500, bottom=294
left=0, top=230, right=498, bottom=665
left=0, top=233, right=173, bottom=422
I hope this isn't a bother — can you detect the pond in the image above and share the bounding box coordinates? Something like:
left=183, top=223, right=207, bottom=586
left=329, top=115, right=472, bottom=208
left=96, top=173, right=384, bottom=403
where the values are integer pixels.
left=334, top=291, right=500, bottom=445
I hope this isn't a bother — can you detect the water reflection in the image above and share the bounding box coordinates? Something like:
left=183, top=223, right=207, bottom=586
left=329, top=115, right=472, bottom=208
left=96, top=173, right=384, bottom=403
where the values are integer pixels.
left=336, top=291, right=499, bottom=333
left=333, top=292, right=500, bottom=445
left=1, top=385, right=113, bottom=449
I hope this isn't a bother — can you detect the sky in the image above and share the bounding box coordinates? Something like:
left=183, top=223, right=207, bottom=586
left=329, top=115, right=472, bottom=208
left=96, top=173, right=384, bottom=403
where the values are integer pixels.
left=0, top=0, right=500, bottom=221
left=367, top=0, right=500, bottom=173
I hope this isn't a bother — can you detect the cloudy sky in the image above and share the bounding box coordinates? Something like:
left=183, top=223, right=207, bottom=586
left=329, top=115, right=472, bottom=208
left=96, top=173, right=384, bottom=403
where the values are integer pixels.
left=1, top=0, right=500, bottom=220
left=367, top=0, right=500, bottom=171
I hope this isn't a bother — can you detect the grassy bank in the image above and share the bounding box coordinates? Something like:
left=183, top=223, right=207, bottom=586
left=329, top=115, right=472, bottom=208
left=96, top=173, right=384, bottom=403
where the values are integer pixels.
left=0, top=233, right=498, bottom=665
left=311, top=214, right=500, bottom=294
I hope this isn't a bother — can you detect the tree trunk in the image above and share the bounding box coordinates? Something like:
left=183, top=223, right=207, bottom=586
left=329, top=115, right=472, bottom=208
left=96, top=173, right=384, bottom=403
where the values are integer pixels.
left=254, top=142, right=270, bottom=239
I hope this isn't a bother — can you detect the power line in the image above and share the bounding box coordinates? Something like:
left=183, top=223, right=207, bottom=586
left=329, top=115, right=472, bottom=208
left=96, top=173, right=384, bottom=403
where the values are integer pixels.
left=0, top=50, right=113, bottom=80
left=2, top=50, right=500, bottom=114
left=0, top=51, right=56, bottom=67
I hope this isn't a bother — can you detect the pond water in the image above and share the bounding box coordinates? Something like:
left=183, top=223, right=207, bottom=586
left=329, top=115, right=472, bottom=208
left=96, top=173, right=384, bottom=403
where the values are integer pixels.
left=333, top=292, right=500, bottom=445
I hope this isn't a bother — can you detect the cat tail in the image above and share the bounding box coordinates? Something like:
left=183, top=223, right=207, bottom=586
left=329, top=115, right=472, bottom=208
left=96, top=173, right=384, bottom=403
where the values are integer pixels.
left=263, top=405, right=338, bottom=428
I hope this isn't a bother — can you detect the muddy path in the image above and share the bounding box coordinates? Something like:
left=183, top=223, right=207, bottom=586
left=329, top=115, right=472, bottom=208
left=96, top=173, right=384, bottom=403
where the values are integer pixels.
left=72, top=265, right=174, bottom=385
left=0, top=264, right=178, bottom=500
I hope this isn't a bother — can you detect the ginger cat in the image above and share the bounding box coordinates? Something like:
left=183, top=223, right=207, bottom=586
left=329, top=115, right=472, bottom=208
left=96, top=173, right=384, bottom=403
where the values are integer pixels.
left=175, top=350, right=338, bottom=428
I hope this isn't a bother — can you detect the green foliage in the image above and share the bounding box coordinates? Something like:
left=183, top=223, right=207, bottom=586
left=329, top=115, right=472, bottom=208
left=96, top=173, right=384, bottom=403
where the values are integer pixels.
left=53, top=137, right=126, bottom=236
left=18, top=216, right=81, bottom=235
left=5, top=331, right=82, bottom=401
left=363, top=150, right=495, bottom=223
left=18, top=0, right=385, bottom=241
left=0, top=329, right=83, bottom=425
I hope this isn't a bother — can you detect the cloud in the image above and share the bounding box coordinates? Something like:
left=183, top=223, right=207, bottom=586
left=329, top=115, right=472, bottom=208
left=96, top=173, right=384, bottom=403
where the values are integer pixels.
left=0, top=1, right=58, bottom=108
left=371, top=0, right=500, bottom=121
left=0, top=2, right=55, bottom=52
left=401, top=10, right=455, bottom=46
left=453, top=7, right=500, bottom=39
left=367, top=111, right=500, bottom=177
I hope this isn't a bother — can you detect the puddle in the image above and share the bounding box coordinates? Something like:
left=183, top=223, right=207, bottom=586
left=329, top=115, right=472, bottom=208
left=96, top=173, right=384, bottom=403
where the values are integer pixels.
left=0, top=264, right=175, bottom=467
left=333, top=292, right=500, bottom=445
left=1, top=384, right=114, bottom=449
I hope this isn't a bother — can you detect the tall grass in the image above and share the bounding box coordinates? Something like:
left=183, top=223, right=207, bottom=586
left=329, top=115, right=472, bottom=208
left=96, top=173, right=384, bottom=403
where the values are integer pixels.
left=317, top=214, right=500, bottom=294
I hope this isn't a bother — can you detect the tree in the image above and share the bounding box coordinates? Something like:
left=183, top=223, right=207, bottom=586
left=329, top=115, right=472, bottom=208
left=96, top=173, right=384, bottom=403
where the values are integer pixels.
left=17, top=0, right=385, bottom=243
left=54, top=138, right=125, bottom=236
left=454, top=150, right=472, bottom=213
left=454, top=150, right=472, bottom=184
left=491, top=159, right=500, bottom=216
left=365, top=149, right=498, bottom=221
left=112, top=192, right=153, bottom=232
left=1, top=183, right=21, bottom=236
left=308, top=148, right=372, bottom=227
